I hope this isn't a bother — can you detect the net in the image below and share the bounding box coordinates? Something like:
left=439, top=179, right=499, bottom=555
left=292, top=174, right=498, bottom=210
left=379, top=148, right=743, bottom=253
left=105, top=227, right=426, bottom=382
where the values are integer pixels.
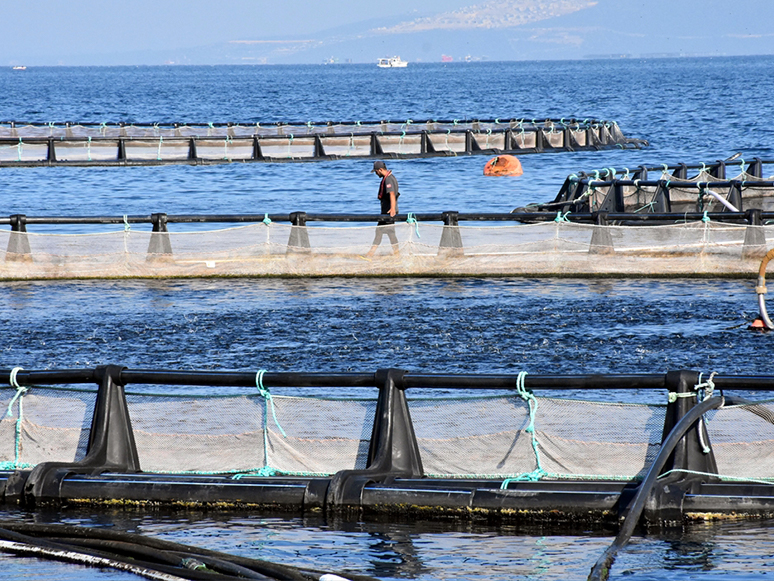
left=3, top=385, right=773, bottom=484
left=1, top=220, right=771, bottom=279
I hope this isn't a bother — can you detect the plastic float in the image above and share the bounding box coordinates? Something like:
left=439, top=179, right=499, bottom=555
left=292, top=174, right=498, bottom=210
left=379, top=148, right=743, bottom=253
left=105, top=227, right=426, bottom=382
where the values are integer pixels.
left=483, top=154, right=523, bottom=176
left=0, top=118, right=645, bottom=166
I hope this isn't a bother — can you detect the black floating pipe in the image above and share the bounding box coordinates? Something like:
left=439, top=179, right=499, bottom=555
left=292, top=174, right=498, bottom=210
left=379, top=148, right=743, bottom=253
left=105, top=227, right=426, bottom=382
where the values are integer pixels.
left=587, top=396, right=725, bottom=581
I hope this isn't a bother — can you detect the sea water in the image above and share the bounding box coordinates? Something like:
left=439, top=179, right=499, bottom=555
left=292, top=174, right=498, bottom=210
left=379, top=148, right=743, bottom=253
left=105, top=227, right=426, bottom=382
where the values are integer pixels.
left=0, top=57, right=773, bottom=579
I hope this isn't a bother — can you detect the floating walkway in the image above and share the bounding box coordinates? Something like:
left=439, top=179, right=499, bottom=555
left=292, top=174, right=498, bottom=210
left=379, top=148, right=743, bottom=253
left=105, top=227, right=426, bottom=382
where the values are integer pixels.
left=2, top=365, right=774, bottom=529
left=0, top=118, right=646, bottom=166
left=1, top=209, right=773, bottom=278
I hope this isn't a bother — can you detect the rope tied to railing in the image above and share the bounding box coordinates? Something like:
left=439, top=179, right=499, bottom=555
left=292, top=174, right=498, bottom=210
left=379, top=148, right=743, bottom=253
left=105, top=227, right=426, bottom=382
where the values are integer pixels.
left=554, top=210, right=571, bottom=223
left=87, top=136, right=92, bottom=161
left=499, top=372, right=548, bottom=486
left=156, top=136, right=163, bottom=161
left=256, top=369, right=286, bottom=437
left=694, top=371, right=718, bottom=454
left=5, top=367, right=29, bottom=470
left=123, top=215, right=130, bottom=232
left=262, top=213, right=272, bottom=225
left=6, top=367, right=27, bottom=418
left=406, top=212, right=420, bottom=238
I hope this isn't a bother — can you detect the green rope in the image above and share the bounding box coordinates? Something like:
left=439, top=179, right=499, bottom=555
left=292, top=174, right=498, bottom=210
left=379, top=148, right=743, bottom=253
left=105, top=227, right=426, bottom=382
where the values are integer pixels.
left=87, top=136, right=92, bottom=162
left=660, top=468, right=774, bottom=487
left=500, top=372, right=548, bottom=487
left=256, top=369, right=286, bottom=438
left=123, top=215, right=130, bottom=232
left=406, top=212, right=420, bottom=238
left=6, top=367, right=27, bottom=470
left=262, top=213, right=272, bottom=225
left=554, top=211, right=571, bottom=223
left=156, top=136, right=163, bottom=161
left=702, top=210, right=710, bottom=223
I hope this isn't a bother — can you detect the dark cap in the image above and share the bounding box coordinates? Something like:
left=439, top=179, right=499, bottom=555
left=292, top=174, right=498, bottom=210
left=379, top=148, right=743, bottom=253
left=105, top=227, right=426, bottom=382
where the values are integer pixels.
left=371, top=160, right=387, bottom=173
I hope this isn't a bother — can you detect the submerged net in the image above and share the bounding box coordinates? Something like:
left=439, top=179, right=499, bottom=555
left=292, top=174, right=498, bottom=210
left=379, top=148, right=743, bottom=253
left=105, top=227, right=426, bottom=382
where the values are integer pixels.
left=2, top=384, right=774, bottom=484
left=1, top=220, right=771, bottom=278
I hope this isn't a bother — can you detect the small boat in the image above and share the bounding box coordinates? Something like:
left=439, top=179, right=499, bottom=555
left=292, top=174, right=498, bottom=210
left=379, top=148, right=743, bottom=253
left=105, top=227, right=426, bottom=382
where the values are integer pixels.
left=441, top=55, right=453, bottom=63
left=12, top=66, right=26, bottom=70
left=377, top=56, right=407, bottom=68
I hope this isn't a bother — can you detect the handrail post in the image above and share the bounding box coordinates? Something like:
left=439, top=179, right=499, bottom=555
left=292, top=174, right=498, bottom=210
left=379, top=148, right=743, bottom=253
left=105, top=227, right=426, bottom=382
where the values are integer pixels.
left=21, top=364, right=141, bottom=506
left=6, top=214, right=32, bottom=262
left=327, top=368, right=423, bottom=510
left=287, top=211, right=311, bottom=253
left=641, top=370, right=719, bottom=523
left=589, top=211, right=614, bottom=254
left=146, top=212, right=173, bottom=260
left=438, top=211, right=464, bottom=257
left=743, top=208, right=767, bottom=259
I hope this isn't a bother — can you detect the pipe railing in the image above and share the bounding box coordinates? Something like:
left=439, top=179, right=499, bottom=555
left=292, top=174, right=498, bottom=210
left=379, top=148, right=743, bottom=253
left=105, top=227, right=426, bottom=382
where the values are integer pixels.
left=4, top=211, right=774, bottom=229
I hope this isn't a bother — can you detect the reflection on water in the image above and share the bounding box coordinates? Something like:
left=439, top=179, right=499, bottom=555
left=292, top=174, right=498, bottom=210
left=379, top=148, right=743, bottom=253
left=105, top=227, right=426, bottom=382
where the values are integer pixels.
left=2, top=506, right=773, bottom=580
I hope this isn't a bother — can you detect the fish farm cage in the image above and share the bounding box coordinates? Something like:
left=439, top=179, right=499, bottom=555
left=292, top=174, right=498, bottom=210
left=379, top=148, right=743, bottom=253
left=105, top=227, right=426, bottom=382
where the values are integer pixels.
left=2, top=365, right=774, bottom=531
left=527, top=156, right=774, bottom=214
left=1, top=207, right=774, bottom=278
left=0, top=118, right=646, bottom=166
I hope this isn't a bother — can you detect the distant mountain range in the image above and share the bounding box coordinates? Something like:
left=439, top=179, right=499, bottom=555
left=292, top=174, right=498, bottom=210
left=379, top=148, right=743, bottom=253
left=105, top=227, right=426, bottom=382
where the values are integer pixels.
left=23, top=0, right=774, bottom=65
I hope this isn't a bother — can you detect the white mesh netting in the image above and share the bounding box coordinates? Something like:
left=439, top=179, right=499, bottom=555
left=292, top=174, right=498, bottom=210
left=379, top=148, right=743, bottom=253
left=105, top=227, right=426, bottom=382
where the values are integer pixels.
left=3, top=387, right=773, bottom=483
left=1, top=220, right=771, bottom=279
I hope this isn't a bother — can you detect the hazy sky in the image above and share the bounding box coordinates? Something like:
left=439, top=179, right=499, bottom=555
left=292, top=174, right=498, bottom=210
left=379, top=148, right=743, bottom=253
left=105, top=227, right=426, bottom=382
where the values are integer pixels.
left=3, top=0, right=773, bottom=65
left=1, top=1, right=464, bottom=55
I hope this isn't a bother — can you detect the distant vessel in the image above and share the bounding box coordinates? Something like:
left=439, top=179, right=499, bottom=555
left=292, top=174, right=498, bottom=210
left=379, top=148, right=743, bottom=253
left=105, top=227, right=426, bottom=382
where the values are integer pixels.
left=441, top=55, right=453, bottom=63
left=377, top=56, right=407, bottom=68
left=12, top=66, right=26, bottom=70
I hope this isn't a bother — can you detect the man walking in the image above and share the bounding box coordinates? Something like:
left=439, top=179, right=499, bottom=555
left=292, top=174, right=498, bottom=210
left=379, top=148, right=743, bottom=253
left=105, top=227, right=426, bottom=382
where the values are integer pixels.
left=367, top=160, right=400, bottom=257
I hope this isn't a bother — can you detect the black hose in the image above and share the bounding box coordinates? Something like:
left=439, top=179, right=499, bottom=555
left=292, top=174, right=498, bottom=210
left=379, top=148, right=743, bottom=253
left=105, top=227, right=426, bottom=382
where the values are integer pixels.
left=0, top=522, right=379, bottom=581
left=587, top=396, right=725, bottom=581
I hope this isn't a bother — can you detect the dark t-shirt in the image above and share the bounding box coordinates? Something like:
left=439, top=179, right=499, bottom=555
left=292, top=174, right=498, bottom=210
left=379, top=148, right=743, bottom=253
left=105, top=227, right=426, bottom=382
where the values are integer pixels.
left=379, top=173, right=400, bottom=214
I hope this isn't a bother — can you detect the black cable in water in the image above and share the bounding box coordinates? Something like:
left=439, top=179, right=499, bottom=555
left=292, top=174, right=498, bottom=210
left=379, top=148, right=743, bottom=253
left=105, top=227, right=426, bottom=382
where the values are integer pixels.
left=587, top=396, right=725, bottom=581
left=0, top=522, right=380, bottom=581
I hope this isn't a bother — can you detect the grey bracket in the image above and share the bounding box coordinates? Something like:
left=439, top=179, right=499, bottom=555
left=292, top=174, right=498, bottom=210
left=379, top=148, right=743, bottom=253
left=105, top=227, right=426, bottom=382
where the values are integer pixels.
left=438, top=211, right=464, bottom=257
left=146, top=213, right=173, bottom=259
left=327, top=368, right=423, bottom=510
left=287, top=212, right=311, bottom=253
left=22, top=365, right=141, bottom=506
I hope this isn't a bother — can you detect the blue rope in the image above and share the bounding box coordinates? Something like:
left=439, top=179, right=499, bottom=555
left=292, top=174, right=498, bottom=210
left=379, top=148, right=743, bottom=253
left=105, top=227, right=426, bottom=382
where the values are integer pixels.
left=554, top=211, right=571, bottom=223
left=500, top=372, right=548, bottom=487
left=406, top=212, right=420, bottom=238
left=256, top=370, right=286, bottom=437
left=262, top=213, right=272, bottom=225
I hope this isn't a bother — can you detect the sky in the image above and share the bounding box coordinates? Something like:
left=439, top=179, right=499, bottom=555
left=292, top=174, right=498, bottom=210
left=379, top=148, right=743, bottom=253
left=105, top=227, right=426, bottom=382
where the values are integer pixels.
left=2, top=0, right=773, bottom=65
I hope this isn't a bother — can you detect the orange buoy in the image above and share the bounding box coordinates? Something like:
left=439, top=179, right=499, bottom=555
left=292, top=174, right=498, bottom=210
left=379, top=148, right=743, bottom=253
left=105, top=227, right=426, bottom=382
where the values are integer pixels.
left=750, top=318, right=768, bottom=330
left=483, top=155, right=523, bottom=177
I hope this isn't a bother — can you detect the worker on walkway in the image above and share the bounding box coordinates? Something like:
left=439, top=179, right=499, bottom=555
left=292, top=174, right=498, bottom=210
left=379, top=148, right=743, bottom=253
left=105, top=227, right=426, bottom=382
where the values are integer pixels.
left=366, top=160, right=400, bottom=257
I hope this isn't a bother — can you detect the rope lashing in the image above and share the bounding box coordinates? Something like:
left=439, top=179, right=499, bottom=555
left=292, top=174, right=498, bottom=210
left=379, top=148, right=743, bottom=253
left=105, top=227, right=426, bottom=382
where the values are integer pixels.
left=667, top=391, right=697, bottom=404
left=6, top=367, right=27, bottom=418
left=262, top=213, right=272, bottom=225
left=256, top=370, right=286, bottom=437
left=406, top=212, right=420, bottom=238
left=156, top=136, right=163, bottom=161
left=554, top=210, right=571, bottom=223
left=500, top=372, right=548, bottom=487
left=702, top=210, right=711, bottom=223
left=87, top=136, right=92, bottom=161
left=694, top=371, right=718, bottom=454
left=123, top=215, right=131, bottom=232
left=623, top=167, right=631, bottom=180
left=6, top=367, right=28, bottom=470
left=17, top=138, right=22, bottom=162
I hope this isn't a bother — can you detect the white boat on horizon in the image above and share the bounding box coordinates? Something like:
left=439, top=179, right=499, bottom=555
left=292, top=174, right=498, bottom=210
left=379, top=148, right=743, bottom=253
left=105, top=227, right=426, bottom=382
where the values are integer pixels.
left=12, top=66, right=26, bottom=70
left=377, top=56, right=407, bottom=68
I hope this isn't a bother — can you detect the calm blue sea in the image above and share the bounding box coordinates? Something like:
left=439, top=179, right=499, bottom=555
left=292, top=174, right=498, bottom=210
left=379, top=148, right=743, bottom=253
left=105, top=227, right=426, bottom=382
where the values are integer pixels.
left=0, top=57, right=774, bottom=580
